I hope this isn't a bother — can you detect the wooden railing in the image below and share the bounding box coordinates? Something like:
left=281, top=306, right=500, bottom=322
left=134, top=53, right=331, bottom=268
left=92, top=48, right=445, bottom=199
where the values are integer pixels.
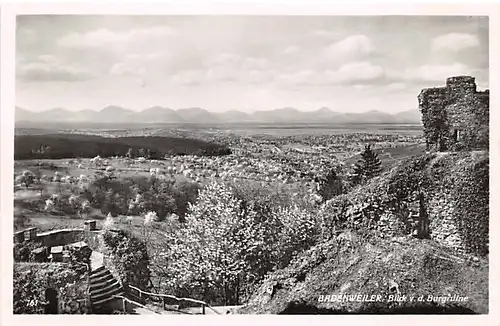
left=114, top=294, right=162, bottom=315
left=127, top=285, right=221, bottom=315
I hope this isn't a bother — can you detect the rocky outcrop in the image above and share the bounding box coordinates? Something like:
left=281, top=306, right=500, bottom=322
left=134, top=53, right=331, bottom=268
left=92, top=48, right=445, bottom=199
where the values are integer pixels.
left=241, top=231, right=488, bottom=314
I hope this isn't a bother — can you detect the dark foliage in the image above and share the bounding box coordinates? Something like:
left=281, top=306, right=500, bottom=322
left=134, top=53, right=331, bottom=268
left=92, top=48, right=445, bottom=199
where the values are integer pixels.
left=351, top=144, right=382, bottom=185
left=103, top=229, right=151, bottom=290
left=386, top=154, right=434, bottom=202
left=316, top=168, right=345, bottom=202
left=13, top=241, right=45, bottom=262
left=14, top=134, right=231, bottom=160
left=84, top=175, right=200, bottom=220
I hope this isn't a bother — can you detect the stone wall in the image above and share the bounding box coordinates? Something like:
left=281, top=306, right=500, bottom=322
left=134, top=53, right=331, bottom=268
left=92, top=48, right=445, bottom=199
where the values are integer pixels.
left=418, top=76, right=489, bottom=151
left=13, top=262, right=91, bottom=314
left=30, top=228, right=103, bottom=251
left=405, top=152, right=487, bottom=254
left=427, top=193, right=465, bottom=252
left=35, top=229, right=86, bottom=247
left=373, top=151, right=487, bottom=254
left=58, top=276, right=91, bottom=314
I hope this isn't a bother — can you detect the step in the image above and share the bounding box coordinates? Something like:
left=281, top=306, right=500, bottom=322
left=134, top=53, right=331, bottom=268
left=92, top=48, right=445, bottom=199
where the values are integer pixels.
left=91, top=265, right=105, bottom=274
left=92, top=291, right=124, bottom=307
left=90, top=277, right=118, bottom=291
left=91, top=280, right=121, bottom=297
left=90, top=272, right=114, bottom=285
left=90, top=279, right=119, bottom=293
left=92, top=287, right=124, bottom=306
left=90, top=267, right=111, bottom=279
left=91, top=287, right=123, bottom=303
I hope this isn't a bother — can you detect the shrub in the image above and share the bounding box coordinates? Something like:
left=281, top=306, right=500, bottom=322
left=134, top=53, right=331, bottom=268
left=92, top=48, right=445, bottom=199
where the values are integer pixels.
left=102, top=229, right=151, bottom=290
left=15, top=170, right=36, bottom=188
left=13, top=241, right=45, bottom=262
left=318, top=194, right=352, bottom=240
left=270, top=205, right=319, bottom=267
left=316, top=166, right=347, bottom=202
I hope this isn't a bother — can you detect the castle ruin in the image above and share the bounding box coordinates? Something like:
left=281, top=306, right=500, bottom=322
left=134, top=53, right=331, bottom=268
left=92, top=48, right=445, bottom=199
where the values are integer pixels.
left=418, top=76, right=489, bottom=151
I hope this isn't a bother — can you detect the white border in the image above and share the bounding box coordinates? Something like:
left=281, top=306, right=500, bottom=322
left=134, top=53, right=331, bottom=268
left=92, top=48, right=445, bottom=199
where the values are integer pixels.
left=1, top=2, right=499, bottom=326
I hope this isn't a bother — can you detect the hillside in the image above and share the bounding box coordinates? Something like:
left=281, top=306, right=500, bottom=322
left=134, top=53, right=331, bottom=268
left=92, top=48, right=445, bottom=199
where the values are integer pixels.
left=241, top=232, right=487, bottom=314
left=241, top=151, right=489, bottom=314
left=14, top=134, right=231, bottom=160
left=345, top=143, right=427, bottom=171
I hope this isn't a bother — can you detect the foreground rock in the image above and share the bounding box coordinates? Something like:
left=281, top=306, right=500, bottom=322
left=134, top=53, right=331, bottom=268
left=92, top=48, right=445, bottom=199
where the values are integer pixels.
left=240, top=231, right=488, bottom=314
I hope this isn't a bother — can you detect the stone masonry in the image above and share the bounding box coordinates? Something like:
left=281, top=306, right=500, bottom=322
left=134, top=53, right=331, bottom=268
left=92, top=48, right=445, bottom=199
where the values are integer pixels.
left=418, top=76, right=489, bottom=151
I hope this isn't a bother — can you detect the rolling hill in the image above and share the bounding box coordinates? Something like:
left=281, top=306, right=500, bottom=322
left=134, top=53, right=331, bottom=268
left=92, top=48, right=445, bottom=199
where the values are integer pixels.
left=14, top=134, right=232, bottom=160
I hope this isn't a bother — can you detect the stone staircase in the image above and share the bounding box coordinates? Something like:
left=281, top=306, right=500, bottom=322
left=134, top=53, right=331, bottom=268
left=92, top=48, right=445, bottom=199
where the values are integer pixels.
left=89, top=265, right=124, bottom=307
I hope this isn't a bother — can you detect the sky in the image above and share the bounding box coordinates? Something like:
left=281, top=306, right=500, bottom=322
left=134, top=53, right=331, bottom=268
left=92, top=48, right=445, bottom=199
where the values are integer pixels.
left=16, top=15, right=489, bottom=113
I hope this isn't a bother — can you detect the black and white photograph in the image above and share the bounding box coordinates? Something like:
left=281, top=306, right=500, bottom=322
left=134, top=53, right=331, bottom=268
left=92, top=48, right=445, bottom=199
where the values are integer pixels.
left=2, top=6, right=493, bottom=318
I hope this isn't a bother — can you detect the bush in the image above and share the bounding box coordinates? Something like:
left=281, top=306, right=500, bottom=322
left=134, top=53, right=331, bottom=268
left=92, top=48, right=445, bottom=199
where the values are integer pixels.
left=316, top=166, right=348, bottom=202
left=13, top=241, right=45, bottom=262
left=103, top=229, right=151, bottom=289
left=269, top=205, right=319, bottom=267
left=317, top=154, right=438, bottom=239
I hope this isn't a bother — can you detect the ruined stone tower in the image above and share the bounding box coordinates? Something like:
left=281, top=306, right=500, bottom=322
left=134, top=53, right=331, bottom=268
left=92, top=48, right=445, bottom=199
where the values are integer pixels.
left=418, top=76, right=489, bottom=151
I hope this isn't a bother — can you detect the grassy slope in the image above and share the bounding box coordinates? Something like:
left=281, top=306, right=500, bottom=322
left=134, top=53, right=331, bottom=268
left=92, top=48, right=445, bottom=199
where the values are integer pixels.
left=344, top=143, right=427, bottom=171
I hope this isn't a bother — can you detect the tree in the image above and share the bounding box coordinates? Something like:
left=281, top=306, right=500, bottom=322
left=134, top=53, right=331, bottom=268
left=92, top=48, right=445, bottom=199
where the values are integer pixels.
left=126, top=148, right=134, bottom=159
left=167, top=181, right=247, bottom=304
left=152, top=181, right=320, bottom=305
left=16, top=170, right=36, bottom=189
left=351, top=144, right=382, bottom=185
left=316, top=167, right=345, bottom=202
left=172, top=179, right=202, bottom=221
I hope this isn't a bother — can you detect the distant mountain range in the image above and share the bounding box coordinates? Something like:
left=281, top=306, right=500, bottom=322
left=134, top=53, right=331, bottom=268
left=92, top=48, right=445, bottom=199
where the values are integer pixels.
left=15, top=106, right=422, bottom=124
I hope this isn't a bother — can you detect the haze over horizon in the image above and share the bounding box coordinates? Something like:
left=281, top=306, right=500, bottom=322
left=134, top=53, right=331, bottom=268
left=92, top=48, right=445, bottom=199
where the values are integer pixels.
left=16, top=15, right=489, bottom=113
